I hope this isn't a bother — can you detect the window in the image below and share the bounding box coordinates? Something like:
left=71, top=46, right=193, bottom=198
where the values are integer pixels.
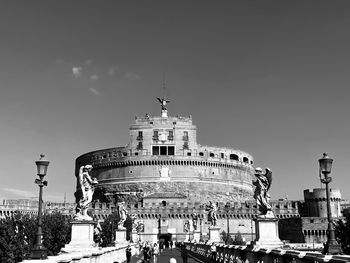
left=183, top=131, right=189, bottom=141
left=243, top=157, right=249, bottom=163
left=210, top=152, right=215, bottom=157
left=153, top=130, right=159, bottom=140
left=187, top=152, right=191, bottom=156
left=137, top=131, right=143, bottom=140
left=168, top=146, right=175, bottom=155
left=153, top=146, right=175, bottom=156
left=168, top=130, right=174, bottom=140
left=221, top=153, right=224, bottom=158
left=137, top=141, right=143, bottom=150
left=183, top=142, right=189, bottom=150
left=153, top=146, right=159, bottom=155
left=199, top=152, right=204, bottom=156
left=230, top=154, right=239, bottom=161
left=160, top=146, right=167, bottom=155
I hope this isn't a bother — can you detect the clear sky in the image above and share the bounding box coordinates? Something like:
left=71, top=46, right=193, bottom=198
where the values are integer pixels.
left=1, top=1, right=350, bottom=203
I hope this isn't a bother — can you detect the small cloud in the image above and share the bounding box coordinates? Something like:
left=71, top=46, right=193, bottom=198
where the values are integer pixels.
left=90, top=74, right=99, bottom=81
left=107, top=67, right=117, bottom=76
left=72, top=66, right=82, bottom=77
left=89, top=87, right=100, bottom=95
left=125, top=72, right=140, bottom=80
left=84, top=59, right=93, bottom=66
left=2, top=188, right=35, bottom=198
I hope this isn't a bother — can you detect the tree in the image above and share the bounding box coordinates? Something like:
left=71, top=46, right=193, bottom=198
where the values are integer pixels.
left=100, top=212, right=120, bottom=247
left=335, top=213, right=350, bottom=255
left=42, top=212, right=71, bottom=255
left=0, top=212, right=36, bottom=263
left=0, top=211, right=71, bottom=262
left=221, top=230, right=233, bottom=245
left=232, top=231, right=246, bottom=245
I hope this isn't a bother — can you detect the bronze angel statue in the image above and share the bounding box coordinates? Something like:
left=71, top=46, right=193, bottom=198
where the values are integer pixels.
left=157, top=97, right=170, bottom=111
left=253, top=167, right=273, bottom=217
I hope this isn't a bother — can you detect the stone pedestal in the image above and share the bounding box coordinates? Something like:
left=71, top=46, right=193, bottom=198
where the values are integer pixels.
left=115, top=228, right=128, bottom=245
left=61, top=220, right=97, bottom=253
left=193, top=230, right=201, bottom=242
left=208, top=227, right=221, bottom=243
left=253, top=217, right=283, bottom=249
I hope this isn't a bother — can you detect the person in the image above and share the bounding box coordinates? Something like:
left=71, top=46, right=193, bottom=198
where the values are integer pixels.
left=210, top=242, right=217, bottom=263
left=181, top=243, right=188, bottom=263
left=75, top=165, right=98, bottom=220
left=169, top=239, right=173, bottom=250
left=169, top=258, right=177, bottom=263
left=126, top=245, right=132, bottom=263
left=253, top=167, right=273, bottom=216
left=159, top=240, right=164, bottom=253
left=143, top=243, right=150, bottom=263
left=152, top=243, right=159, bottom=263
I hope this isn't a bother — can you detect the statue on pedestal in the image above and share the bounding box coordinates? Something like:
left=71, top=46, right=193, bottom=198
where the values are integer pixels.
left=205, top=201, right=217, bottom=227
left=191, top=212, right=198, bottom=231
left=253, top=167, right=273, bottom=217
left=74, top=165, right=98, bottom=221
left=116, top=201, right=128, bottom=230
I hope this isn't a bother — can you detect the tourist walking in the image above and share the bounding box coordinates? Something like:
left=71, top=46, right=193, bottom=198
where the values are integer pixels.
left=152, top=243, right=159, bottom=263
left=210, top=243, right=217, bottom=263
left=126, top=245, right=132, bottom=263
left=181, top=243, right=188, bottom=263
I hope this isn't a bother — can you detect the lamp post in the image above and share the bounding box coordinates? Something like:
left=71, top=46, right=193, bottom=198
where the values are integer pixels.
left=318, top=153, right=342, bottom=254
left=30, top=154, right=49, bottom=259
left=224, top=202, right=231, bottom=244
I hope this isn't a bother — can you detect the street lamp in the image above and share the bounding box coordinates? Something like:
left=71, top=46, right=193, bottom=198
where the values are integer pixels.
left=224, top=202, right=231, bottom=244
left=30, top=154, right=49, bottom=259
left=318, top=153, right=342, bottom=254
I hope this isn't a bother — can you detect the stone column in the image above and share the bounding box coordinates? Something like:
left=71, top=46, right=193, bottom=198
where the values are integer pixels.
left=252, top=217, right=283, bottom=249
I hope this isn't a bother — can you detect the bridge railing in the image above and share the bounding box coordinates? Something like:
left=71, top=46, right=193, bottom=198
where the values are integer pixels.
left=185, top=242, right=350, bottom=263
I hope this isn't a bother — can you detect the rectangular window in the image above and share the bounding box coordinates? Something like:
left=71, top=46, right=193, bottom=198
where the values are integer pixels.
left=153, top=130, right=159, bottom=140
left=168, top=146, right=175, bottom=155
left=137, top=142, right=143, bottom=150
left=221, top=153, right=224, bottom=158
left=187, top=152, right=191, bottom=156
left=183, top=142, right=189, bottom=150
left=153, top=146, right=159, bottom=155
left=168, top=130, right=174, bottom=140
left=160, top=146, right=167, bottom=155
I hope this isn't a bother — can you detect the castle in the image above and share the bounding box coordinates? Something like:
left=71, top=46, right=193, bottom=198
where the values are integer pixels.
left=0, top=99, right=345, bottom=245
left=73, top=98, right=344, bottom=244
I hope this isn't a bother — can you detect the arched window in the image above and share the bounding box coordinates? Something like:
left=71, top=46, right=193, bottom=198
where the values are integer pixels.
left=230, top=154, right=239, bottom=161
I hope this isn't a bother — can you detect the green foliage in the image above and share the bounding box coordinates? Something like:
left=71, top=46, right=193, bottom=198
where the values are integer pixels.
left=221, top=230, right=233, bottom=245
left=335, top=213, right=350, bottom=255
left=100, top=212, right=120, bottom=247
left=124, top=215, right=133, bottom=242
left=0, top=212, right=36, bottom=263
left=0, top=211, right=71, bottom=262
left=42, top=212, right=71, bottom=256
left=232, top=231, right=246, bottom=245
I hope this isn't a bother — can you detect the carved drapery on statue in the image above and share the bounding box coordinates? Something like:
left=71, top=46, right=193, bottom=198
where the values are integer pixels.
left=205, top=201, right=217, bottom=227
left=74, top=165, right=98, bottom=221
left=191, top=212, right=198, bottom=231
left=116, top=201, right=128, bottom=230
left=253, top=167, right=274, bottom=217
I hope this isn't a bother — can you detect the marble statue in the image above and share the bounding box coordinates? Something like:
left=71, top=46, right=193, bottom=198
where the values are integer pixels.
left=205, top=201, right=217, bottom=227
left=192, top=212, right=198, bottom=231
left=253, top=167, right=273, bottom=217
left=116, top=201, right=128, bottom=229
left=74, top=165, right=98, bottom=220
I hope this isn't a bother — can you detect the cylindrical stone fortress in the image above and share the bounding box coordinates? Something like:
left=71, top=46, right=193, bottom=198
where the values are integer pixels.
left=75, top=102, right=255, bottom=203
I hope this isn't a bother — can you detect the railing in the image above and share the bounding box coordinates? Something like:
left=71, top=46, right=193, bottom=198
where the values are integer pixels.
left=185, top=242, right=350, bottom=263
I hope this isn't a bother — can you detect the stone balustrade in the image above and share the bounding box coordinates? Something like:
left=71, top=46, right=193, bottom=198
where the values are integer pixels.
left=185, top=242, right=350, bottom=263
left=21, top=244, right=137, bottom=263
